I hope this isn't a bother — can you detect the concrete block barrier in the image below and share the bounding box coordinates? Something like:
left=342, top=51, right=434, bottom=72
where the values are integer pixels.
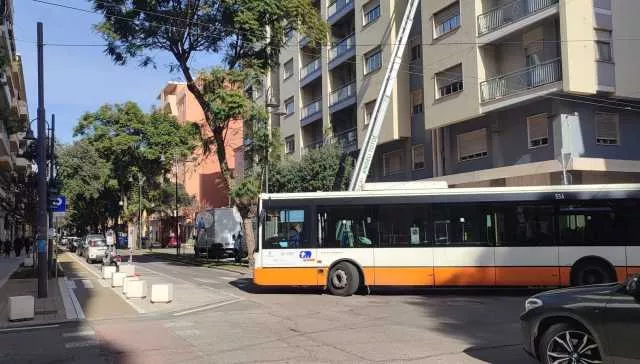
left=150, top=283, right=174, bottom=303
left=23, top=258, right=33, bottom=267
left=122, top=276, right=140, bottom=296
left=118, top=264, right=135, bottom=276
left=126, top=280, right=147, bottom=299
left=111, top=272, right=127, bottom=287
left=8, top=296, right=35, bottom=321
left=102, top=265, right=117, bottom=280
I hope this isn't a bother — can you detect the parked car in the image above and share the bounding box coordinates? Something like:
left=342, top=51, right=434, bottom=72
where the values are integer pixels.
left=521, top=274, right=640, bottom=364
left=81, top=234, right=107, bottom=263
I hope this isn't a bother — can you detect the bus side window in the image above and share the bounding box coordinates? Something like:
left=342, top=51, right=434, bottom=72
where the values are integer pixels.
left=263, top=209, right=308, bottom=249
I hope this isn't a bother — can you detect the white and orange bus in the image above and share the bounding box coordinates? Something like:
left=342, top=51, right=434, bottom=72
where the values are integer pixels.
left=253, top=184, right=640, bottom=296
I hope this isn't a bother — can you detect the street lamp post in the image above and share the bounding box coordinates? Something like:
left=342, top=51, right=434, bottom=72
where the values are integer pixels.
left=161, top=153, right=181, bottom=256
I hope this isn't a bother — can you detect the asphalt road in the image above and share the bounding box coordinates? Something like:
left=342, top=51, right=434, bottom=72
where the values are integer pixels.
left=0, top=254, right=538, bottom=363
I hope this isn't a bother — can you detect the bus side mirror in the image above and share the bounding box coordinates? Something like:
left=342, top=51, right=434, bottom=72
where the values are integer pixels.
left=626, top=274, right=640, bottom=299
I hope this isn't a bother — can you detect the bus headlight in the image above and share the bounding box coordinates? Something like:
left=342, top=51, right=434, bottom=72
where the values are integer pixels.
left=524, top=298, right=543, bottom=312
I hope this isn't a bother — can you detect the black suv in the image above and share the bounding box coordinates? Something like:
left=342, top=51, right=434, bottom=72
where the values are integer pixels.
left=521, top=274, right=640, bottom=364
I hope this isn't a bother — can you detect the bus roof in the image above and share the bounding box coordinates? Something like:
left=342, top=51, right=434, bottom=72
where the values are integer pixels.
left=260, top=183, right=640, bottom=205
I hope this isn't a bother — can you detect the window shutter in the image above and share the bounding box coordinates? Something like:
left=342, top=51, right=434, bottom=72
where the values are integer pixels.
left=435, top=2, right=459, bottom=25
left=596, top=112, right=618, bottom=143
left=527, top=114, right=548, bottom=139
left=458, top=129, right=487, bottom=160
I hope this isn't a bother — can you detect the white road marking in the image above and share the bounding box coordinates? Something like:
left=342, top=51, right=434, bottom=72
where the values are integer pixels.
left=164, top=321, right=194, bottom=328
left=63, top=330, right=95, bottom=338
left=173, top=298, right=243, bottom=317
left=0, top=324, right=60, bottom=333
left=193, top=278, right=219, bottom=284
left=65, top=280, right=77, bottom=289
left=81, top=280, right=94, bottom=289
left=218, top=276, right=237, bottom=281
left=64, top=340, right=99, bottom=349
left=175, top=329, right=200, bottom=337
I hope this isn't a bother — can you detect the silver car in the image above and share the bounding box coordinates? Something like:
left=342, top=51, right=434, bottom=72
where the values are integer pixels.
left=82, top=234, right=107, bottom=263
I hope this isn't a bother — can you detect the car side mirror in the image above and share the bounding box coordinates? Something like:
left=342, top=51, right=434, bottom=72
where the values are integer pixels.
left=625, top=274, right=640, bottom=299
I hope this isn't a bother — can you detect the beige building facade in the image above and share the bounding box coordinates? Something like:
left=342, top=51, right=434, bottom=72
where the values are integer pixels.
left=259, top=0, right=640, bottom=187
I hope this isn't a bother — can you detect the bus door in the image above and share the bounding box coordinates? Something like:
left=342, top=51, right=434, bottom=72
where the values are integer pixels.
left=316, top=206, right=376, bottom=286
left=259, top=207, right=319, bottom=286
left=432, top=205, right=496, bottom=286
left=494, top=204, right=560, bottom=286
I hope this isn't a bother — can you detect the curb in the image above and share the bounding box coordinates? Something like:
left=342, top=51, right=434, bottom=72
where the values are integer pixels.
left=0, top=319, right=76, bottom=332
left=146, top=254, right=249, bottom=275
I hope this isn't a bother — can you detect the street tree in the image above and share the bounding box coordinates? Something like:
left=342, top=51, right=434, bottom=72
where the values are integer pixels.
left=90, top=0, right=327, bottom=194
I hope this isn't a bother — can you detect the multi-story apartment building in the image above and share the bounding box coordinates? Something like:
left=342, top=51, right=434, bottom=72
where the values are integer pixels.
left=260, top=0, right=640, bottom=187
left=158, top=81, right=243, bottom=241
left=1, top=0, right=31, bottom=242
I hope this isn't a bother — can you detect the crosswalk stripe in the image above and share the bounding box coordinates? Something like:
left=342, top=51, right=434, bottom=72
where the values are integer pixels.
left=63, top=330, right=95, bottom=338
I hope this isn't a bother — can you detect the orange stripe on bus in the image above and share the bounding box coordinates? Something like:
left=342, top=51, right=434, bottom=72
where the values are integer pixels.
left=434, top=267, right=495, bottom=286
left=374, top=267, right=434, bottom=286
left=495, top=267, right=560, bottom=286
left=253, top=267, right=318, bottom=286
left=627, top=267, right=640, bottom=276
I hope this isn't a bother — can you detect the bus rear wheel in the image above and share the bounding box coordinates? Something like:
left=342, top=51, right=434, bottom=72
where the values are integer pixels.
left=328, top=262, right=359, bottom=296
left=571, top=260, right=615, bottom=286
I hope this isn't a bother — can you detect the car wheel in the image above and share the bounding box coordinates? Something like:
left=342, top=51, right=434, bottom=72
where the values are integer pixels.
left=327, top=262, right=360, bottom=297
left=538, top=323, right=603, bottom=364
left=572, top=261, right=615, bottom=286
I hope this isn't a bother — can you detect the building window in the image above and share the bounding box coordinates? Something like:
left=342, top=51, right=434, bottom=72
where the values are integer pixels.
left=383, top=150, right=404, bottom=175
left=596, top=41, right=612, bottom=62
left=435, top=64, right=463, bottom=99
left=409, top=37, right=422, bottom=62
left=595, top=112, right=619, bottom=145
left=254, top=81, right=263, bottom=99
left=527, top=114, right=549, bottom=148
left=411, top=89, right=424, bottom=115
left=458, top=128, right=488, bottom=161
left=285, top=135, right=295, bottom=154
left=364, top=100, right=376, bottom=125
left=434, top=2, right=460, bottom=38
left=363, top=0, right=381, bottom=27
left=412, top=144, right=425, bottom=170
left=284, top=97, right=294, bottom=116
left=283, top=59, right=294, bottom=80
left=364, top=48, right=382, bottom=75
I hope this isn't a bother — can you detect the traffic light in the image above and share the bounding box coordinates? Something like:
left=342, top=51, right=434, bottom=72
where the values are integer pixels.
left=47, top=179, right=59, bottom=211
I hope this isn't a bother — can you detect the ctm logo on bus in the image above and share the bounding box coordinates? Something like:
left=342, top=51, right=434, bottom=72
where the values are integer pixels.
left=299, top=250, right=314, bottom=262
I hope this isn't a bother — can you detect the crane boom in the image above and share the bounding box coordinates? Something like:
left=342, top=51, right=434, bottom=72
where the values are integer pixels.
left=348, top=0, right=421, bottom=191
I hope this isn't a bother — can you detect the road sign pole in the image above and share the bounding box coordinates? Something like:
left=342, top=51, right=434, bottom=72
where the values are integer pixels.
left=47, top=114, right=55, bottom=274
left=36, top=22, right=48, bottom=298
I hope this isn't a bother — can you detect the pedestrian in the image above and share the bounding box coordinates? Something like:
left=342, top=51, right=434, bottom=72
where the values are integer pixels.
left=13, top=237, right=22, bottom=257
left=3, top=239, right=11, bottom=258
left=24, top=238, right=31, bottom=257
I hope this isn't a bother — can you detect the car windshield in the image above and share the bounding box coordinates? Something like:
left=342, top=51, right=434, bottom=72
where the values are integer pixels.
left=89, top=239, right=107, bottom=247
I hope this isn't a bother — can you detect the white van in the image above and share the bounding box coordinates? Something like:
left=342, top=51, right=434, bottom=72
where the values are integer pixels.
left=195, top=208, right=245, bottom=261
left=83, top=235, right=107, bottom=263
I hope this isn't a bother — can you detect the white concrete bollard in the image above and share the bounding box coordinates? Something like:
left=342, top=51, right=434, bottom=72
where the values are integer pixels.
left=8, top=296, right=35, bottom=321
left=122, top=276, right=140, bottom=296
left=126, top=280, right=147, bottom=299
left=23, top=258, right=33, bottom=267
left=111, top=272, right=127, bottom=287
left=102, top=265, right=117, bottom=280
left=118, top=264, right=135, bottom=276
left=150, top=283, right=174, bottom=303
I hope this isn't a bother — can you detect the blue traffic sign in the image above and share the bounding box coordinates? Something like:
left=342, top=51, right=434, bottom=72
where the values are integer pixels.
left=51, top=195, right=66, bottom=212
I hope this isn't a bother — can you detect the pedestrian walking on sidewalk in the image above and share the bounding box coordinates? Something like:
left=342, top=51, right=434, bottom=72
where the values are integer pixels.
left=24, top=238, right=32, bottom=257
left=13, top=238, right=22, bottom=257
left=3, top=239, right=11, bottom=258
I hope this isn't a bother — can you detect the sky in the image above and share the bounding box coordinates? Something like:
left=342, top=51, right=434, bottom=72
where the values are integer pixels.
left=14, top=0, right=221, bottom=143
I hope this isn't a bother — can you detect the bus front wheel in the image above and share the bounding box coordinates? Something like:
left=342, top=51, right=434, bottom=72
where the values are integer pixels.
left=328, top=262, right=360, bottom=296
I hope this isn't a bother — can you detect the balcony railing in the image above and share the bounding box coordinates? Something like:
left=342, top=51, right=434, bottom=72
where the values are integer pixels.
left=304, top=139, right=325, bottom=153
left=328, top=0, right=353, bottom=19
left=300, top=58, right=321, bottom=80
left=332, top=127, right=357, bottom=149
left=329, top=82, right=356, bottom=106
left=480, top=58, right=562, bottom=102
left=478, top=0, right=558, bottom=36
left=329, top=34, right=355, bottom=61
left=301, top=99, right=322, bottom=120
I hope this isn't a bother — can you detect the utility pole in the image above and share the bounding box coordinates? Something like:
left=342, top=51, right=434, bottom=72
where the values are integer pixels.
left=175, top=159, right=179, bottom=256
left=36, top=22, right=48, bottom=298
left=47, top=114, right=55, bottom=273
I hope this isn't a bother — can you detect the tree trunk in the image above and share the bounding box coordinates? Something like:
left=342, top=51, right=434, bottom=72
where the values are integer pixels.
left=243, top=209, right=257, bottom=269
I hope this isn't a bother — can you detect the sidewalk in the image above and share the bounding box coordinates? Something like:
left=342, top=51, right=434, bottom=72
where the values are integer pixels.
left=0, top=256, right=73, bottom=329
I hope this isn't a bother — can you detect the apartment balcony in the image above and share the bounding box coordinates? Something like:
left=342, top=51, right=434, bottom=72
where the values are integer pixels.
left=328, top=0, right=354, bottom=25
left=300, top=99, right=323, bottom=126
left=331, top=127, right=357, bottom=153
left=299, top=35, right=311, bottom=49
left=300, top=58, right=321, bottom=87
left=303, top=139, right=325, bottom=154
left=328, top=34, right=355, bottom=70
left=329, top=81, right=356, bottom=113
left=477, top=0, right=559, bottom=42
left=480, top=58, right=562, bottom=110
